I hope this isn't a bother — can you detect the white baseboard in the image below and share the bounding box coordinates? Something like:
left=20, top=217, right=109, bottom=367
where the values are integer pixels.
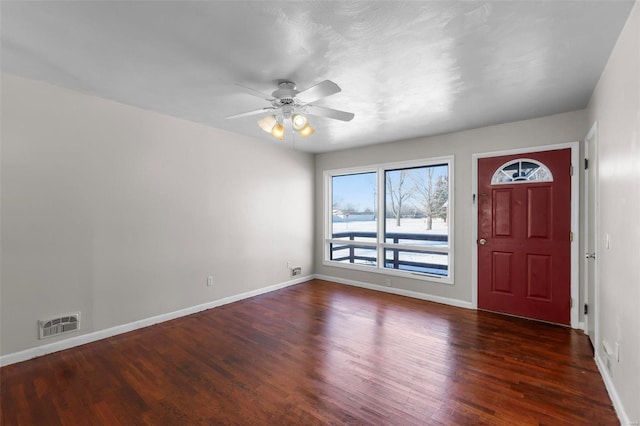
left=314, top=274, right=474, bottom=309
left=595, top=352, right=632, bottom=425
left=0, top=275, right=312, bottom=367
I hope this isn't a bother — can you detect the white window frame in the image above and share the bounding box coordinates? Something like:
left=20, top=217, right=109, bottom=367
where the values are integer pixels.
left=323, top=156, right=454, bottom=284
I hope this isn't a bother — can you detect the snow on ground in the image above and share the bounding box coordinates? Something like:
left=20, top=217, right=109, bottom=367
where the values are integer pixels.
left=332, top=217, right=448, bottom=234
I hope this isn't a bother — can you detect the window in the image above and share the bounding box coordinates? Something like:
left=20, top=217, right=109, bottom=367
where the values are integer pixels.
left=329, top=172, right=378, bottom=267
left=491, top=159, right=553, bottom=184
left=324, top=157, right=453, bottom=283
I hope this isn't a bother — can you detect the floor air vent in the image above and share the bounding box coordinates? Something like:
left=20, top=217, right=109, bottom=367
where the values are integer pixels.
left=39, top=313, right=80, bottom=339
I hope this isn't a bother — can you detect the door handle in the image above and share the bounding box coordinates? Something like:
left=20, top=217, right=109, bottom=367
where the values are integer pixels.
left=478, top=238, right=487, bottom=245
left=585, top=252, right=596, bottom=259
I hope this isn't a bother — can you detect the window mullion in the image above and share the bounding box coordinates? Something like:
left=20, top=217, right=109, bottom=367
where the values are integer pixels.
left=377, top=166, right=385, bottom=270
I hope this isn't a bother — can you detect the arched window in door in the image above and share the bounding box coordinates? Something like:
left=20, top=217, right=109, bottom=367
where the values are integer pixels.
left=491, top=158, right=553, bottom=184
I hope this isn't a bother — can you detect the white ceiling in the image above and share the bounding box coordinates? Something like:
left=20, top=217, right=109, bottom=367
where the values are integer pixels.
left=1, top=1, right=634, bottom=153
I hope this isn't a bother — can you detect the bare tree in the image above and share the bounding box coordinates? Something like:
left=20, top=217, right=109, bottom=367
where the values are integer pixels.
left=410, top=166, right=448, bottom=230
left=386, top=171, right=411, bottom=226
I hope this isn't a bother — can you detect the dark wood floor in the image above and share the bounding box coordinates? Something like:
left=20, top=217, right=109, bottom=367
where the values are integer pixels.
left=1, top=279, right=617, bottom=425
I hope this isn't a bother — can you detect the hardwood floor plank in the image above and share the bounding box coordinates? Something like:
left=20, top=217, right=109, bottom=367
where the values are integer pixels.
left=1, top=280, right=618, bottom=425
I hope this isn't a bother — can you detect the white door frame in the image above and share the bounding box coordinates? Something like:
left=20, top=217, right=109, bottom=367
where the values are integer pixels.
left=471, top=142, right=580, bottom=328
left=583, top=122, right=599, bottom=344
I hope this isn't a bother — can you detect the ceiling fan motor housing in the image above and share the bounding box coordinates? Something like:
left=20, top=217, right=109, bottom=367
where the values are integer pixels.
left=272, top=81, right=298, bottom=100
left=272, top=82, right=301, bottom=118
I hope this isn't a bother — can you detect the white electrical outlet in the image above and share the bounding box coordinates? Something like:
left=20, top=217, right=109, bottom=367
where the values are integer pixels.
left=207, top=276, right=214, bottom=286
left=385, top=278, right=392, bottom=287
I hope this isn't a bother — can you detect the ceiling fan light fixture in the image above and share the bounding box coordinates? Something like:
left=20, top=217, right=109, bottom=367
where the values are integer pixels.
left=298, top=124, right=315, bottom=137
left=291, top=113, right=309, bottom=131
left=271, top=123, right=285, bottom=140
left=257, top=115, right=277, bottom=133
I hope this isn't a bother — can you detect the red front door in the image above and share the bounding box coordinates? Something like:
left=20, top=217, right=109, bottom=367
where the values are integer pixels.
left=478, top=149, right=571, bottom=325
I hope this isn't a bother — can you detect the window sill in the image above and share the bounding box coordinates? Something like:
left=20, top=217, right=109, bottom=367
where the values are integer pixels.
left=322, top=260, right=454, bottom=285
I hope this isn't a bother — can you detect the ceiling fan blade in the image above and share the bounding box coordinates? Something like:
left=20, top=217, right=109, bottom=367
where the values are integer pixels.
left=234, top=83, right=275, bottom=101
left=295, top=80, right=341, bottom=104
left=225, top=107, right=276, bottom=119
left=305, top=105, right=355, bottom=122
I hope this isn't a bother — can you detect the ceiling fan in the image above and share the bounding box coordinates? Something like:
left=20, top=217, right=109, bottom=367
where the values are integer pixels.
left=225, top=80, right=354, bottom=140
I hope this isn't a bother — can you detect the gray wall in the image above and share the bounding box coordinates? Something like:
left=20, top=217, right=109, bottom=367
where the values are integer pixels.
left=315, top=110, right=587, bottom=304
left=1, top=75, right=315, bottom=356
left=587, top=1, right=640, bottom=422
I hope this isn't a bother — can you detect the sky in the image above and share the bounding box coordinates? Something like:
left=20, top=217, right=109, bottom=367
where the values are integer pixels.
left=332, top=165, right=448, bottom=213
left=332, top=172, right=377, bottom=212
